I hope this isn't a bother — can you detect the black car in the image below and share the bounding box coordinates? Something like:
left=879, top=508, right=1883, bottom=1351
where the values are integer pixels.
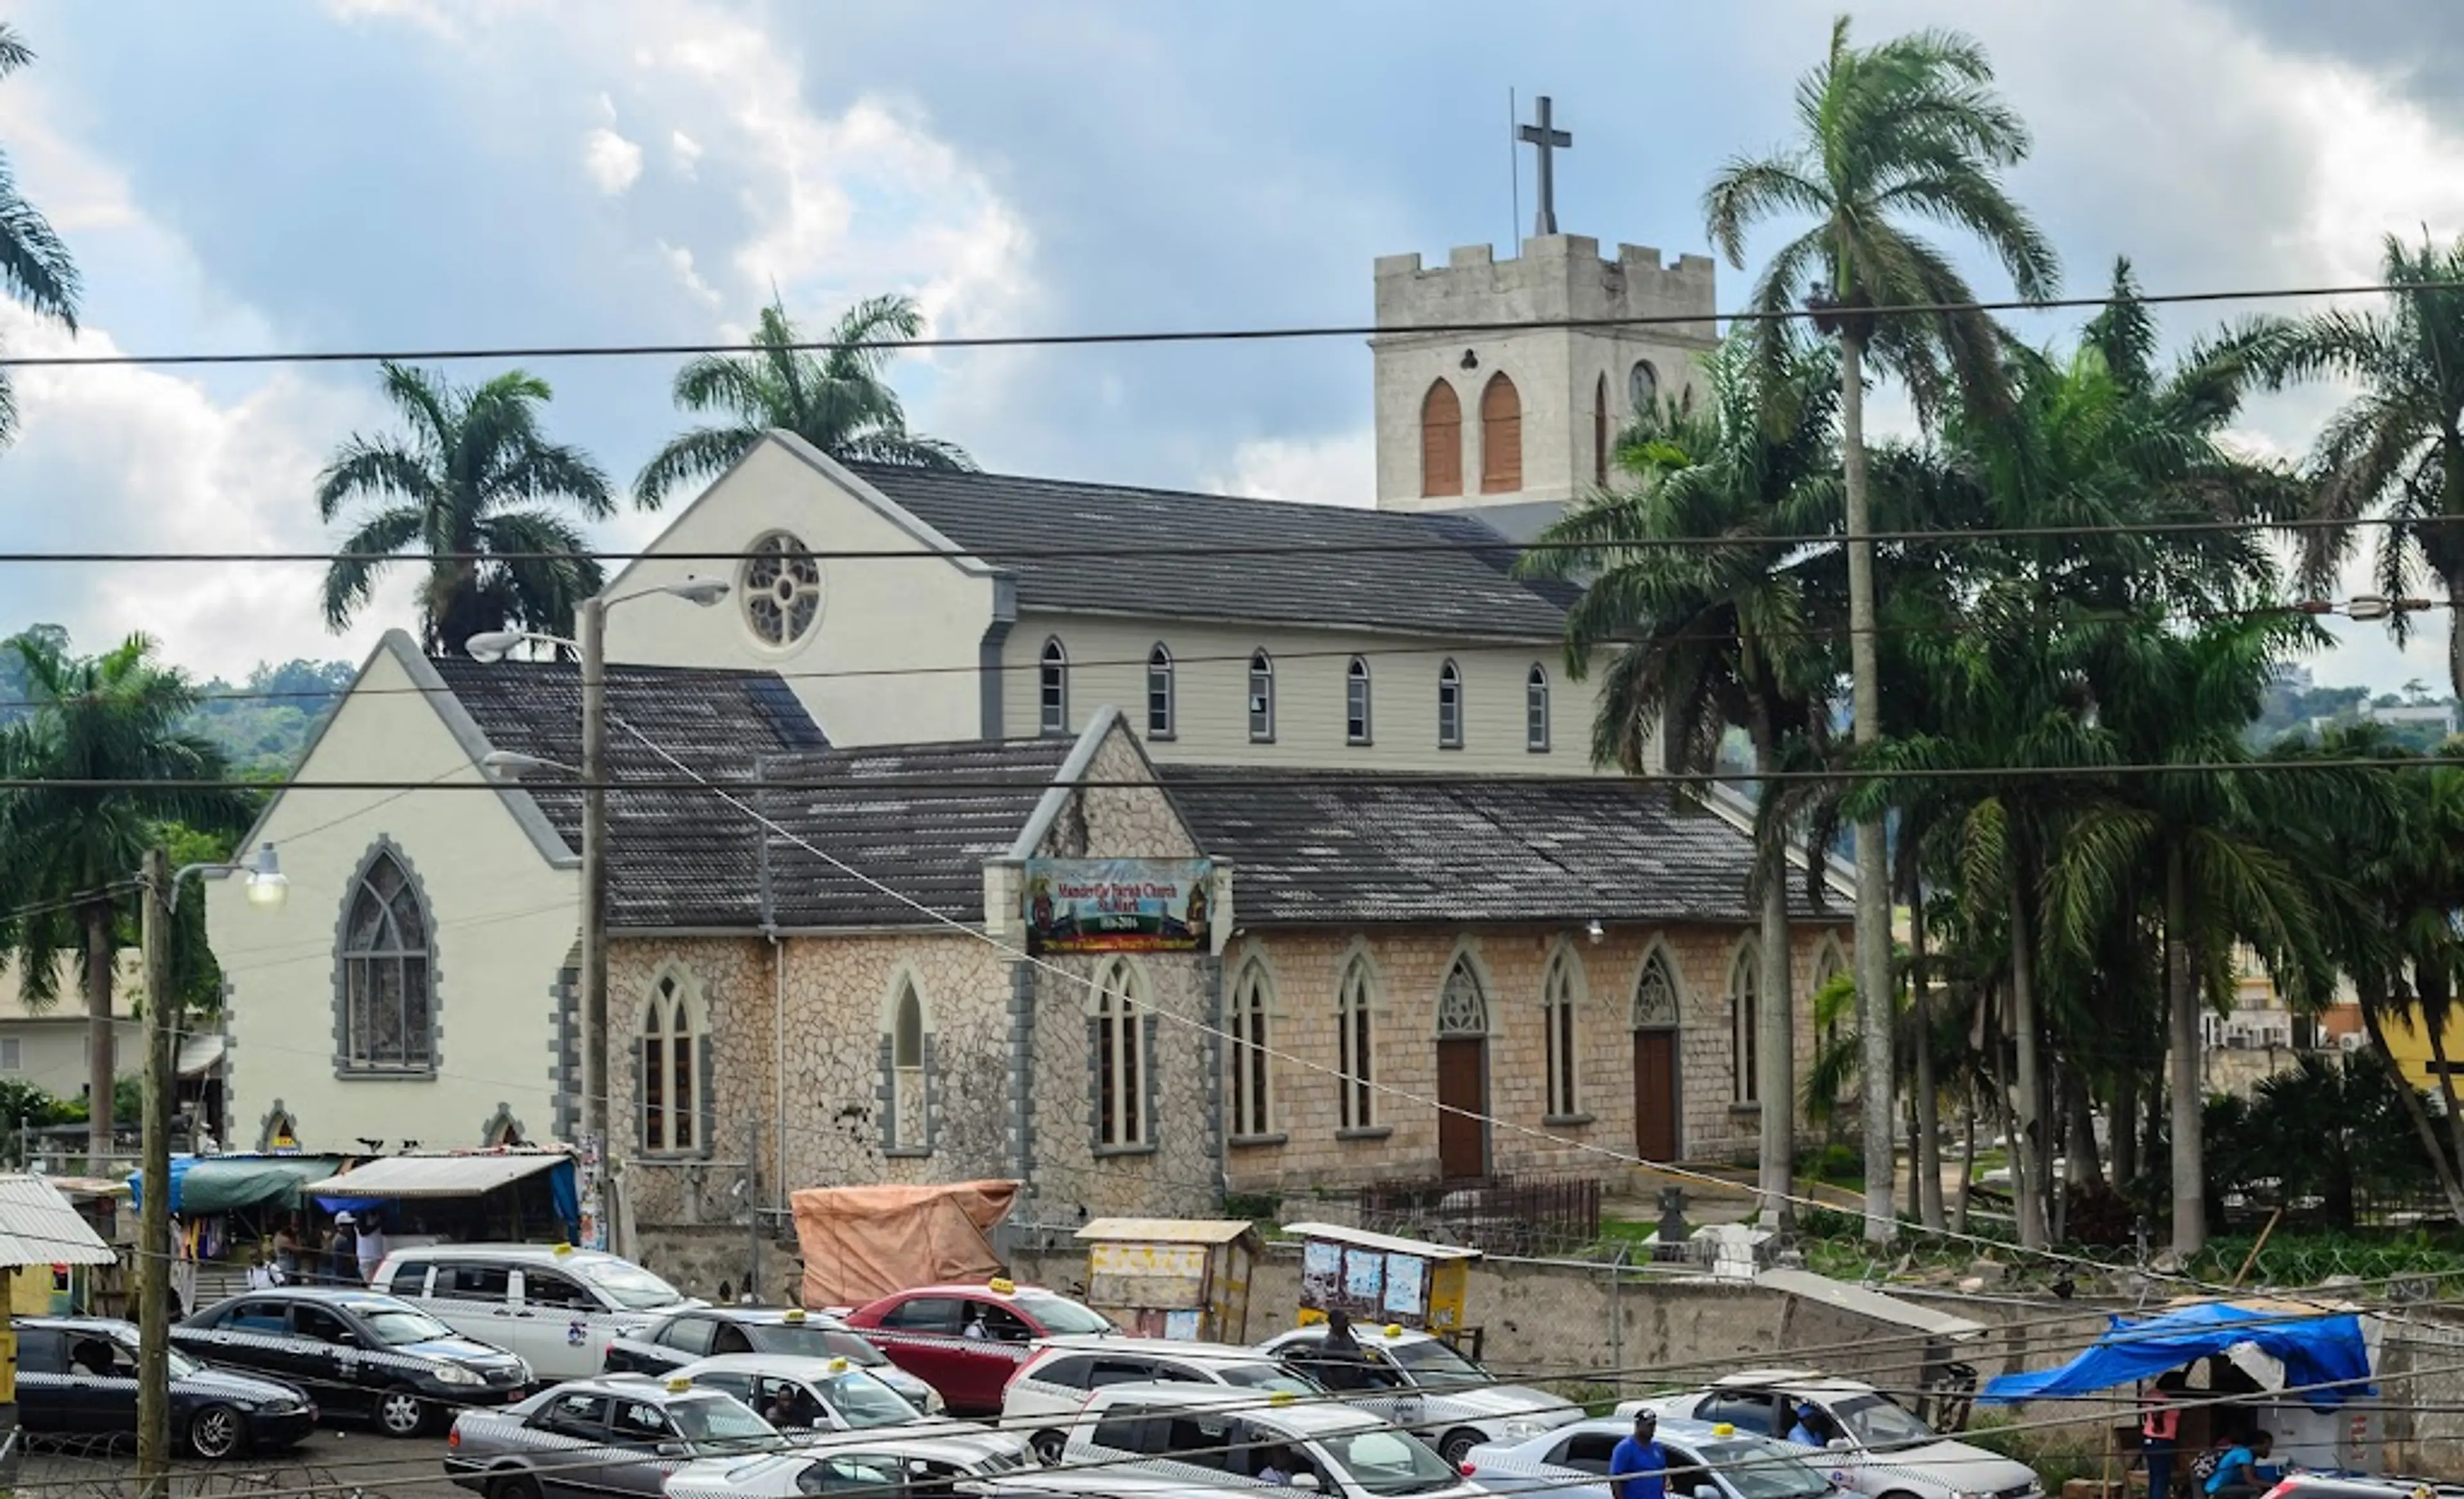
left=175, top=1287, right=533, bottom=1437
left=602, top=1308, right=944, bottom=1412
left=15, top=1316, right=316, bottom=1459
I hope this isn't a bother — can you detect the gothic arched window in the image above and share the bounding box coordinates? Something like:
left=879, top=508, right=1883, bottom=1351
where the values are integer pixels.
left=1421, top=381, right=1463, bottom=497
left=1480, top=373, right=1522, bottom=493
left=338, top=843, right=436, bottom=1074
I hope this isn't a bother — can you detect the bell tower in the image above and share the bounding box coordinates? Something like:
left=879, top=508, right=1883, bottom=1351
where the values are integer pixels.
left=1370, top=99, right=1719, bottom=540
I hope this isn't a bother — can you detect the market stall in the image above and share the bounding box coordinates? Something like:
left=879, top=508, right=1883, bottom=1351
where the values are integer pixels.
left=1075, top=1218, right=1259, bottom=1341
left=790, top=1180, right=1018, bottom=1309
left=1284, top=1221, right=1482, bottom=1351
left=299, top=1148, right=578, bottom=1246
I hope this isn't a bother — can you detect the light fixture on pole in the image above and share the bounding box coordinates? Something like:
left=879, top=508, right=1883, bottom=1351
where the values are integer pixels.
left=1585, top=919, right=1605, bottom=945
left=136, top=839, right=286, bottom=1495
left=465, top=576, right=728, bottom=1258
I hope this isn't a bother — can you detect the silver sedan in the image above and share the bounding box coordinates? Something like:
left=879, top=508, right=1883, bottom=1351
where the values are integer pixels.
left=1465, top=1416, right=1849, bottom=1499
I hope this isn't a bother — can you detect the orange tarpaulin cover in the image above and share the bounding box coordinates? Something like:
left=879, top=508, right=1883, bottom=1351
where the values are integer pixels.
left=791, top=1180, right=1020, bottom=1309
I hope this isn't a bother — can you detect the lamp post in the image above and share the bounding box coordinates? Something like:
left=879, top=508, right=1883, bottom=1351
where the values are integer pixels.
left=466, top=578, right=728, bottom=1254
left=137, top=841, right=286, bottom=1498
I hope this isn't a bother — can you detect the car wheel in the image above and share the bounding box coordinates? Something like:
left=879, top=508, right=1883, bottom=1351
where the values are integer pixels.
left=1031, top=1430, right=1066, bottom=1466
left=1439, top=1430, right=1484, bottom=1465
left=186, top=1403, right=246, bottom=1460
left=489, top=1473, right=544, bottom=1499
left=375, top=1386, right=428, bottom=1437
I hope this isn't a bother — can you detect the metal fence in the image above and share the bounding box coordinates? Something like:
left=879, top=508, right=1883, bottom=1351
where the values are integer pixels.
left=1353, top=1172, right=1603, bottom=1258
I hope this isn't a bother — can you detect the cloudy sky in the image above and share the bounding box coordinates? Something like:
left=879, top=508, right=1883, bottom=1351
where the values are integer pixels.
left=1, top=0, right=2460, bottom=690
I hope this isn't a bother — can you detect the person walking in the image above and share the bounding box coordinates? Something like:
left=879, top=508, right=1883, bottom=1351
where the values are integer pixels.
left=354, top=1211, right=389, bottom=1286
left=2141, top=1373, right=2186, bottom=1499
left=327, top=1214, right=360, bottom=1287
left=1611, top=1410, right=1669, bottom=1499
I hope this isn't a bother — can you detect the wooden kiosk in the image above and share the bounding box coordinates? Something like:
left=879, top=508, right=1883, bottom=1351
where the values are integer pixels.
left=1075, top=1218, right=1261, bottom=1341
left=1285, top=1221, right=1483, bottom=1353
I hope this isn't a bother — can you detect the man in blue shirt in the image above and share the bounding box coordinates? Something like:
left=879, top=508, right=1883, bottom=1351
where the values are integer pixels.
left=1611, top=1410, right=1669, bottom=1499
left=2204, top=1430, right=2271, bottom=1499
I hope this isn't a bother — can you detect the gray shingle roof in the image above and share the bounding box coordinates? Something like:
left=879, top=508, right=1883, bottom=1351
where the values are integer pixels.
left=1161, top=766, right=1832, bottom=927
left=847, top=463, right=1571, bottom=640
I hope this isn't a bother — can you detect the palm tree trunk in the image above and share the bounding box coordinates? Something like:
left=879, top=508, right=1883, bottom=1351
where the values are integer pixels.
left=2411, top=976, right=2464, bottom=1178
left=2449, top=564, right=2464, bottom=704
left=1955, top=1079, right=1977, bottom=1237
left=84, top=900, right=116, bottom=1174
left=2361, top=993, right=2464, bottom=1221
left=1839, top=326, right=1896, bottom=1244
left=2064, top=1065, right=2105, bottom=1184
left=1908, top=872, right=1944, bottom=1230
left=2111, top=1065, right=2139, bottom=1190
left=2007, top=877, right=2048, bottom=1249
left=1756, top=808, right=1797, bottom=1230
left=2166, top=844, right=2206, bottom=1256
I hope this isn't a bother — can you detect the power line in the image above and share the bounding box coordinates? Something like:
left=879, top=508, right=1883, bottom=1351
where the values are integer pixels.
left=0, top=277, right=2455, bottom=372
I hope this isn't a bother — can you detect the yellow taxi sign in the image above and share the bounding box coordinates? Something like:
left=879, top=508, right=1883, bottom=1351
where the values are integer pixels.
left=665, top=1376, right=692, bottom=1394
left=1712, top=1423, right=1734, bottom=1437
left=1383, top=1324, right=1403, bottom=1339
left=1270, top=1391, right=1297, bottom=1407
left=782, top=1308, right=807, bottom=1324
left=554, top=1242, right=575, bottom=1256
left=988, top=1277, right=1016, bottom=1296
left=828, top=1358, right=850, bottom=1373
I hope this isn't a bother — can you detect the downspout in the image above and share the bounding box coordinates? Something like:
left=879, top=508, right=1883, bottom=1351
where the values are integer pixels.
left=755, top=755, right=789, bottom=1232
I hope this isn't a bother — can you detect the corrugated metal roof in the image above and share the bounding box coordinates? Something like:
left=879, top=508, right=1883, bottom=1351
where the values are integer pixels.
left=1076, top=1218, right=1259, bottom=1246
left=0, top=1174, right=115, bottom=1266
left=1757, top=1267, right=1986, bottom=1338
left=1279, top=1221, right=1483, bottom=1262
left=301, top=1151, right=568, bottom=1199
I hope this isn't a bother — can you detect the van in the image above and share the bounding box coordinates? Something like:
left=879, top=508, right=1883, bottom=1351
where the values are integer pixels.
left=372, top=1244, right=700, bottom=1382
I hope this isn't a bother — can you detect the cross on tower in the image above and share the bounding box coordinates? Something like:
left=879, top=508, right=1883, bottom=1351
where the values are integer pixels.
left=1516, top=95, right=1572, bottom=237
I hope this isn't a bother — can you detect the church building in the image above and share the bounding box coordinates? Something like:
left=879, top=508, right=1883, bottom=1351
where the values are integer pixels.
left=209, top=184, right=1850, bottom=1238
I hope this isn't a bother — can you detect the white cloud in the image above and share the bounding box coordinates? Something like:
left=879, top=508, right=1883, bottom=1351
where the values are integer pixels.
left=657, top=240, right=721, bottom=308
left=582, top=126, right=644, bottom=196
left=669, top=128, right=702, bottom=178
left=1206, top=429, right=1376, bottom=509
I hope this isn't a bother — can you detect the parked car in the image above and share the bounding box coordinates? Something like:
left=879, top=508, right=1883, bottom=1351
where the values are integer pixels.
left=1002, top=1336, right=1322, bottom=1464
left=1466, top=1415, right=1849, bottom=1499
left=443, top=1373, right=778, bottom=1499
left=1257, top=1324, right=1584, bottom=1462
left=13, top=1316, right=317, bottom=1460
left=603, top=1305, right=944, bottom=1413
left=175, top=1286, right=533, bottom=1437
left=1625, top=1373, right=2042, bottom=1499
left=375, top=1243, right=698, bottom=1382
left=1063, top=1382, right=1487, bottom=1499
left=840, top=1280, right=1120, bottom=1417
left=666, top=1425, right=1038, bottom=1499
left=2259, top=1478, right=2464, bottom=1499
left=673, top=1354, right=934, bottom=1432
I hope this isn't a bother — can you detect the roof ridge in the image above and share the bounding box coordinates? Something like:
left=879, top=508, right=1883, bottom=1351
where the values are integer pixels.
left=850, top=460, right=1512, bottom=534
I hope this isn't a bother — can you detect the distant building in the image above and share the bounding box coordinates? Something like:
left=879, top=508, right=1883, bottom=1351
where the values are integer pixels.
left=2360, top=701, right=2458, bottom=736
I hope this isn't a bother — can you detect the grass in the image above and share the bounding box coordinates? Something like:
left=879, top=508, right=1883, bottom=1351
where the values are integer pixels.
left=1965, top=1409, right=2112, bottom=1492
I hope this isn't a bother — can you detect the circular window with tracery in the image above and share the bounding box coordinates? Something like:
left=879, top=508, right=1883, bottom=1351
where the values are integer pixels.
left=740, top=531, right=822, bottom=649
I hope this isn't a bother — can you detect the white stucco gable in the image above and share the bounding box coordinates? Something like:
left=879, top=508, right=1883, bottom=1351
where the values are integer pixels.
left=598, top=432, right=1012, bottom=747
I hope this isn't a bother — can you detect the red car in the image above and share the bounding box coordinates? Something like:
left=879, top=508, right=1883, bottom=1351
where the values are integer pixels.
left=838, top=1280, right=1118, bottom=1416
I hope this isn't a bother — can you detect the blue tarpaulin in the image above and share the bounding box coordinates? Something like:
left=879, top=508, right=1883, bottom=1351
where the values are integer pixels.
left=1981, top=1301, right=2375, bottom=1407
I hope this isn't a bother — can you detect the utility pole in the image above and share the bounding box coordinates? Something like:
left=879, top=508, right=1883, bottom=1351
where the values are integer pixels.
left=135, top=844, right=173, bottom=1499
left=578, top=595, right=612, bottom=1251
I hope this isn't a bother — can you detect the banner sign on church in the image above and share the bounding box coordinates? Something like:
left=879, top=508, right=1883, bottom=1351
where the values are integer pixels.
left=1022, top=859, right=1214, bottom=955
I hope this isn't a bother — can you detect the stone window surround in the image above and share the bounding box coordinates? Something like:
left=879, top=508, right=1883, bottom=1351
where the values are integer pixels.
left=1540, top=938, right=1584, bottom=1121
left=1726, top=938, right=1759, bottom=1107
left=330, top=835, right=443, bottom=1081
left=634, top=961, right=715, bottom=1161
left=1433, top=942, right=1496, bottom=1039
left=256, top=1099, right=300, bottom=1153
left=1334, top=946, right=1385, bottom=1133
left=878, top=970, right=939, bottom=1158
left=1226, top=957, right=1276, bottom=1140
left=1088, top=956, right=1159, bottom=1157
left=479, top=1101, right=529, bottom=1147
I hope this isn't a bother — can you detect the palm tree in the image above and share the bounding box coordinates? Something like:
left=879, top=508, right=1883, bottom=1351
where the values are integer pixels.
left=318, top=363, right=615, bottom=659
left=0, top=24, right=79, bottom=446
left=1523, top=334, right=1840, bottom=1221
left=635, top=294, right=974, bottom=508
left=1705, top=15, right=2058, bottom=1238
left=0, top=631, right=254, bottom=1170
left=2246, top=234, right=2464, bottom=700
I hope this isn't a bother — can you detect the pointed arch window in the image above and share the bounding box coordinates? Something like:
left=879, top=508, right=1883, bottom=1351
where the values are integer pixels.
left=1145, top=644, right=1176, bottom=741
left=1228, top=961, right=1274, bottom=1138
left=1247, top=650, right=1276, bottom=744
left=1093, top=959, right=1151, bottom=1149
left=1526, top=664, right=1551, bottom=752
left=640, top=969, right=706, bottom=1155
left=1543, top=950, right=1581, bottom=1118
left=1728, top=945, right=1760, bottom=1104
left=1420, top=381, right=1463, bottom=498
left=1337, top=957, right=1377, bottom=1131
left=1038, top=637, right=1068, bottom=735
left=886, top=979, right=932, bottom=1155
left=1438, top=957, right=1489, bottom=1036
left=1480, top=372, right=1522, bottom=493
left=1593, top=372, right=1610, bottom=486
left=1632, top=948, right=1681, bottom=1031
left=1437, top=660, right=1464, bottom=750
left=338, top=843, right=436, bottom=1074
left=1346, top=657, right=1373, bottom=746
left=1814, top=940, right=1849, bottom=1052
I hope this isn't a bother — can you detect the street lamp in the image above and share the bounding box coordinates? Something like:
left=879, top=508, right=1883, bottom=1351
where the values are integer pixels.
left=465, top=577, right=728, bottom=1256
left=136, top=840, right=286, bottom=1496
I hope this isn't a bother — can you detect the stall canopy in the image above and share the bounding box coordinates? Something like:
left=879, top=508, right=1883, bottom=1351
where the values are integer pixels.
left=792, top=1180, right=1018, bottom=1310
left=0, top=1174, right=114, bottom=1267
left=128, top=1154, right=348, bottom=1215
left=302, top=1152, right=576, bottom=1220
left=1980, top=1301, right=2376, bottom=1407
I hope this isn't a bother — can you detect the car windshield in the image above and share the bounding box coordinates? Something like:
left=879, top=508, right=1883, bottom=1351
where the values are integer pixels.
left=671, top=1396, right=778, bottom=1447
left=1317, top=1426, right=1464, bottom=1496
left=1013, top=1294, right=1115, bottom=1335
left=1386, top=1338, right=1492, bottom=1391
left=577, top=1259, right=688, bottom=1310
left=752, top=1324, right=887, bottom=1365
left=114, top=1336, right=203, bottom=1380
left=1215, top=1362, right=1321, bottom=1394
left=364, top=1308, right=458, bottom=1347
left=1699, top=1438, right=1836, bottom=1499
left=1830, top=1394, right=1937, bottom=1451
left=820, top=1371, right=921, bottom=1428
